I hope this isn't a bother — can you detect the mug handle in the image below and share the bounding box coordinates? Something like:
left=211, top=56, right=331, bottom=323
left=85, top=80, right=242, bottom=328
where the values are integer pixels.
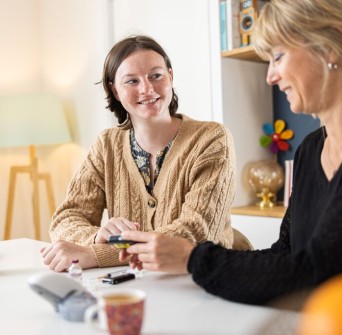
left=84, top=304, right=107, bottom=331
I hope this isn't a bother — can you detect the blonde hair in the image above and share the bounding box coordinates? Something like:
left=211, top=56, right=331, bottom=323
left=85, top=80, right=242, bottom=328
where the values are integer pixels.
left=254, top=0, right=342, bottom=63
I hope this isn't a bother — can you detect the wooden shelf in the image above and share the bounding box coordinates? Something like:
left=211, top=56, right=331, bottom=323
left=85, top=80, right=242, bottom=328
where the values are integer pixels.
left=231, top=205, right=286, bottom=218
left=221, top=46, right=266, bottom=62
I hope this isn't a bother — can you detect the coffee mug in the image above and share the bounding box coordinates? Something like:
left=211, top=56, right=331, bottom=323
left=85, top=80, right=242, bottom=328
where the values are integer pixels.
left=84, top=288, right=145, bottom=335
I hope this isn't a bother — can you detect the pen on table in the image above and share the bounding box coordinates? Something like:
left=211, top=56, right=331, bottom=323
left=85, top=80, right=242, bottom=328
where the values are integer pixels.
left=102, top=273, right=136, bottom=285
left=98, top=269, right=129, bottom=279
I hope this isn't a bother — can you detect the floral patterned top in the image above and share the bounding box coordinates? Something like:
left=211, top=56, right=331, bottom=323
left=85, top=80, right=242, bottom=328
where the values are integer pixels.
left=130, top=129, right=173, bottom=194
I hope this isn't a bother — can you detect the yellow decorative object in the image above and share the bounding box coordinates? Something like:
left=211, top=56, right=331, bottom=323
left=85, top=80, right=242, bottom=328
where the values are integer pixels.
left=248, top=160, right=284, bottom=208
left=274, top=119, right=285, bottom=134
left=239, top=0, right=258, bottom=47
left=280, top=129, right=294, bottom=140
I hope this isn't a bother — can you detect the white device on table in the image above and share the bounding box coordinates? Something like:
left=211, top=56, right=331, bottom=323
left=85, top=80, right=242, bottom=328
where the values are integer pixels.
left=28, top=272, right=97, bottom=322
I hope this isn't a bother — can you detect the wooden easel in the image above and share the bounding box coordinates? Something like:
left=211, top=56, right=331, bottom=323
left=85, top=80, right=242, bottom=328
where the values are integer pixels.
left=4, top=145, right=56, bottom=240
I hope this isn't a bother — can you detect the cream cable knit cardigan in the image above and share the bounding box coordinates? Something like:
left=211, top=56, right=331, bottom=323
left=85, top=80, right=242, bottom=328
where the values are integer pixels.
left=50, top=115, right=236, bottom=267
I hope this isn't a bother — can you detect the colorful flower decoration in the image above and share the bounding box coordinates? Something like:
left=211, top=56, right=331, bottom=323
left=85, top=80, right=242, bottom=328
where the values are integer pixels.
left=260, top=119, right=294, bottom=154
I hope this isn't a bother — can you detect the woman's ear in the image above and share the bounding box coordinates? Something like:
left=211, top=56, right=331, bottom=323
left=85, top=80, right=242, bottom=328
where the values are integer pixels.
left=168, top=68, right=173, bottom=82
left=109, top=81, right=120, bottom=101
left=327, top=49, right=339, bottom=65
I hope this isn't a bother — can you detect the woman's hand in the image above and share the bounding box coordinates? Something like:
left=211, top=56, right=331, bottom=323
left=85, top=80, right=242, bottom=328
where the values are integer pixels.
left=120, top=231, right=195, bottom=274
left=95, top=217, right=140, bottom=244
left=40, top=240, right=98, bottom=272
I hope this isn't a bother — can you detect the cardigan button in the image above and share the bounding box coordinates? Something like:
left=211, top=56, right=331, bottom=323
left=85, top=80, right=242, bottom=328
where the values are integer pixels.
left=148, top=199, right=156, bottom=208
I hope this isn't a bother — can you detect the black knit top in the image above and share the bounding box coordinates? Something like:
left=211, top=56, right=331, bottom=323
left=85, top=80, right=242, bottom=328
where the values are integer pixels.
left=188, top=127, right=342, bottom=305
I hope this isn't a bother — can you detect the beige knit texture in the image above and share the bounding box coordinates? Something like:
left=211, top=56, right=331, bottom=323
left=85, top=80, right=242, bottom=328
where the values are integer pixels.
left=50, top=115, right=236, bottom=267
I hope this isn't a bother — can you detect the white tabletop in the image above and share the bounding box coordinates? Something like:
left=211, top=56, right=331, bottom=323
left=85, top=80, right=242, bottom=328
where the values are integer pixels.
left=0, top=238, right=299, bottom=335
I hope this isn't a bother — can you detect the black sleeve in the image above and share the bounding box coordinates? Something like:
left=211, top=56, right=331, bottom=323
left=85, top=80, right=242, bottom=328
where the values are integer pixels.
left=187, top=188, right=342, bottom=305
left=269, top=201, right=291, bottom=253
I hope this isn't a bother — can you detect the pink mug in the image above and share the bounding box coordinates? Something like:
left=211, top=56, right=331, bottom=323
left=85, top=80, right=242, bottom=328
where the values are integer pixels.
left=85, top=288, right=145, bottom=335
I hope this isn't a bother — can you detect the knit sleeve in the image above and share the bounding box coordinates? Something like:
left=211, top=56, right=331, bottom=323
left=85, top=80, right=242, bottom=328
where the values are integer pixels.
left=50, top=137, right=105, bottom=243
left=155, top=124, right=236, bottom=248
left=49, top=133, right=123, bottom=267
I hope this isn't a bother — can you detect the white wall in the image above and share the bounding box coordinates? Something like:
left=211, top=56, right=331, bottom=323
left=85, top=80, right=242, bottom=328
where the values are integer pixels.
left=40, top=0, right=113, bottom=148
left=112, top=0, right=214, bottom=122
left=0, top=0, right=42, bottom=91
left=222, top=59, right=273, bottom=205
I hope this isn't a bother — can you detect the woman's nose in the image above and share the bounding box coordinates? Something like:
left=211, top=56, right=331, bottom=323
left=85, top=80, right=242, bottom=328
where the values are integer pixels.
left=266, top=63, right=279, bottom=86
left=139, top=79, right=154, bottom=94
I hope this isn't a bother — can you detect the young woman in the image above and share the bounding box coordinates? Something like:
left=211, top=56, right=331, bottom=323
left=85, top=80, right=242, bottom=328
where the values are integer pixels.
left=121, top=0, right=342, bottom=305
left=41, top=35, right=237, bottom=271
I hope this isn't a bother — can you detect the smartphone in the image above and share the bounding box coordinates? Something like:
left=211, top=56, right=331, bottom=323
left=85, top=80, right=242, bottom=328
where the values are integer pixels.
left=108, top=235, right=137, bottom=249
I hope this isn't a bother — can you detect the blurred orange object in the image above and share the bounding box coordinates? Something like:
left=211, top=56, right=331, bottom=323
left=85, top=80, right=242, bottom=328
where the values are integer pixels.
left=297, top=274, right=342, bottom=335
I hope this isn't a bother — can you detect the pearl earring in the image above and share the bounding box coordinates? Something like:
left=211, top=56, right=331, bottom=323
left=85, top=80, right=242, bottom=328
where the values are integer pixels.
left=328, top=62, right=338, bottom=70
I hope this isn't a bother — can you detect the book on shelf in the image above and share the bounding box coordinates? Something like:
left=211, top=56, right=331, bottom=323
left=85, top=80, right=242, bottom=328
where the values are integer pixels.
left=226, top=0, right=241, bottom=50
left=283, top=159, right=294, bottom=207
left=219, top=0, right=228, bottom=52
left=219, top=0, right=241, bottom=52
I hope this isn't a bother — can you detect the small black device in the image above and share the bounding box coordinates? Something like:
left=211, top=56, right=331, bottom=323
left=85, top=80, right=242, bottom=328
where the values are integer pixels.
left=108, top=234, right=137, bottom=249
left=102, top=273, right=136, bottom=285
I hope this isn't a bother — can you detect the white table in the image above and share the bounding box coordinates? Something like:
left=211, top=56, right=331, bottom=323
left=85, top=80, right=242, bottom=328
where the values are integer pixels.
left=0, top=239, right=299, bottom=335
